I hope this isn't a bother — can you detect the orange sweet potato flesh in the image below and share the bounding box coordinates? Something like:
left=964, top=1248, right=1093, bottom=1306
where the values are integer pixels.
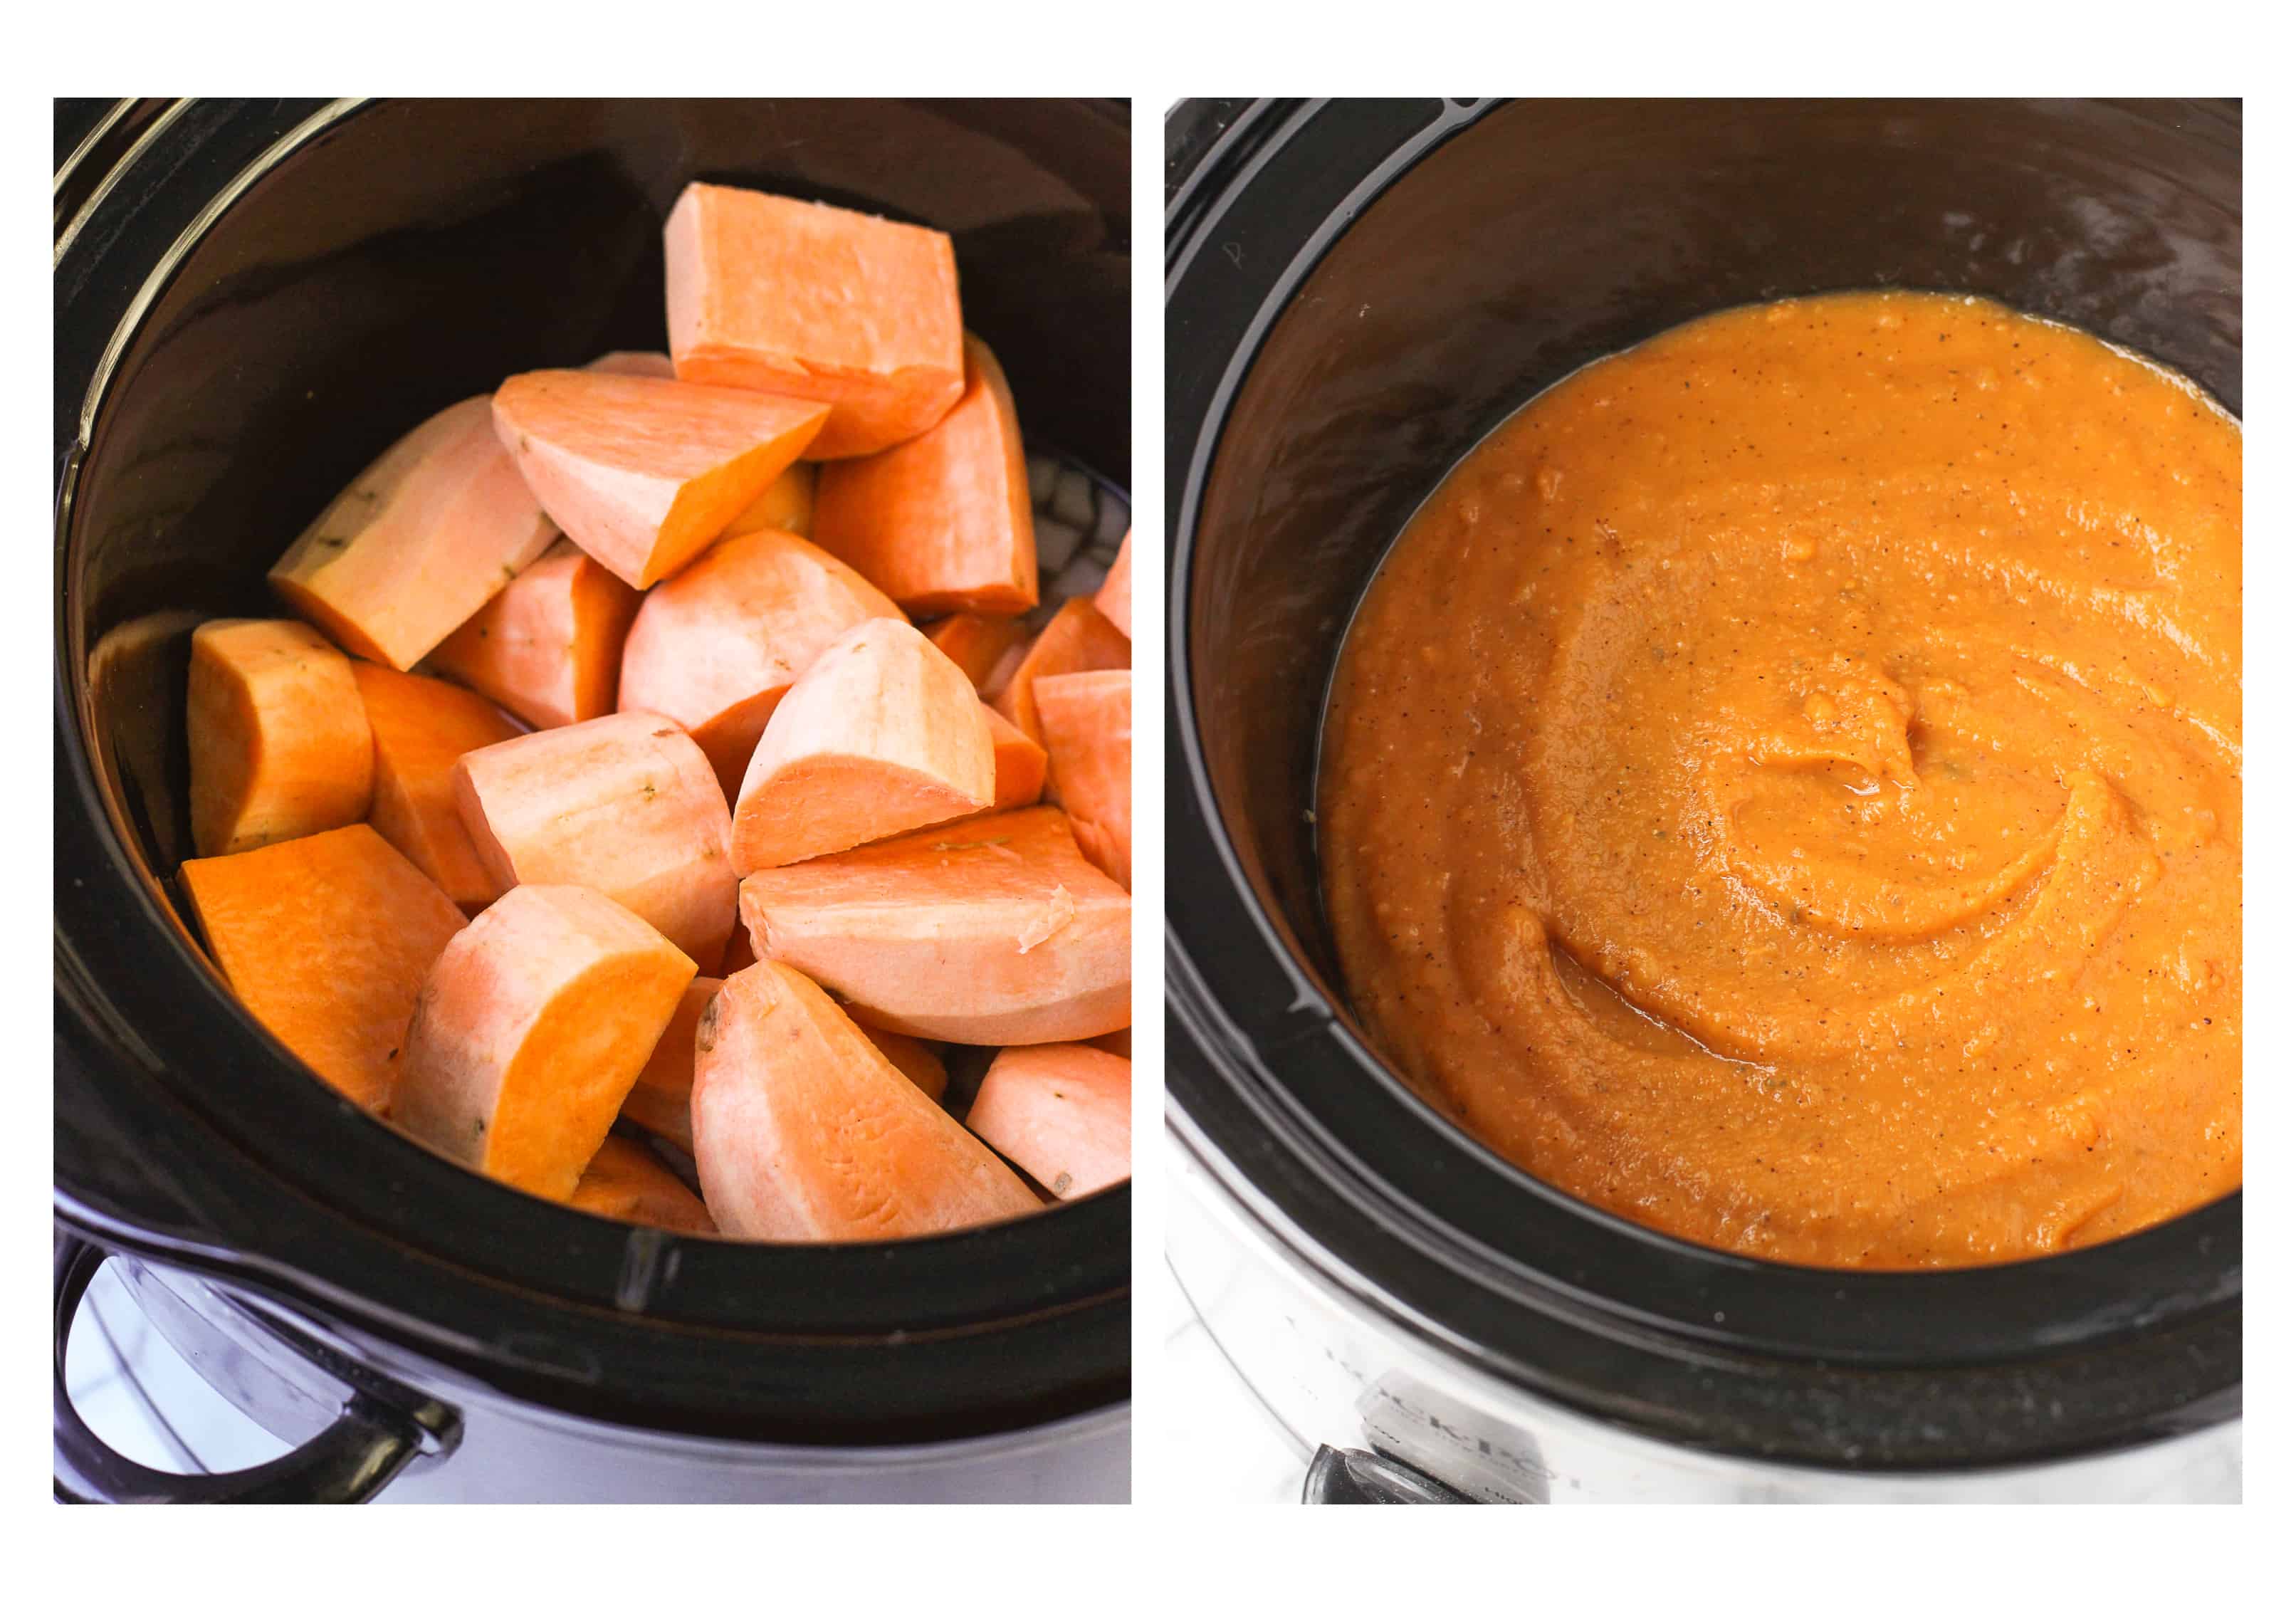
left=989, top=598, right=1131, bottom=748
left=859, top=1025, right=950, bottom=1102
left=925, top=613, right=1032, bottom=691
left=968, top=1043, right=1132, bottom=1200
left=617, top=528, right=904, bottom=797
left=426, top=538, right=640, bottom=729
left=394, top=884, right=696, bottom=1201
left=690, top=960, right=1038, bottom=1240
left=271, top=397, right=557, bottom=669
left=730, top=619, right=995, bottom=871
left=179, top=824, right=466, bottom=1114
left=349, top=662, right=522, bottom=911
left=664, top=183, right=965, bottom=460
left=454, top=711, right=736, bottom=967
left=570, top=1135, right=716, bottom=1233
left=723, top=464, right=817, bottom=540
left=982, top=703, right=1047, bottom=811
left=622, top=976, right=720, bottom=1152
left=187, top=619, right=374, bottom=858
left=810, top=335, right=1038, bottom=614
left=740, top=806, right=1130, bottom=1045
left=1095, top=530, right=1133, bottom=639
left=1034, top=669, right=1131, bottom=889
left=491, top=370, right=827, bottom=588
left=1086, top=1028, right=1131, bottom=1057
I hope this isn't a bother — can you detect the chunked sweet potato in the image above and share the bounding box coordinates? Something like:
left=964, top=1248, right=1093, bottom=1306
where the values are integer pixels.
left=740, top=807, right=1129, bottom=1044
left=968, top=1043, right=1131, bottom=1200
left=925, top=612, right=1031, bottom=691
left=1095, top=530, right=1132, bottom=639
left=989, top=598, right=1130, bottom=747
left=617, top=528, right=903, bottom=797
left=395, top=884, right=696, bottom=1200
left=349, top=662, right=522, bottom=911
left=859, top=1025, right=950, bottom=1103
left=731, top=619, right=995, bottom=871
left=811, top=335, right=1037, bottom=614
left=1034, top=670, right=1131, bottom=889
left=271, top=397, right=557, bottom=669
left=723, top=464, right=817, bottom=540
left=491, top=370, right=827, bottom=588
left=1086, top=1028, right=1131, bottom=1057
left=454, top=711, right=735, bottom=966
left=570, top=1135, right=716, bottom=1233
left=188, top=619, right=374, bottom=858
left=179, top=824, right=466, bottom=1114
left=691, top=960, right=1038, bottom=1240
left=587, top=350, right=676, bottom=377
left=622, top=976, right=720, bottom=1152
left=664, top=183, right=964, bottom=459
left=983, top=703, right=1047, bottom=810
left=427, top=538, right=639, bottom=729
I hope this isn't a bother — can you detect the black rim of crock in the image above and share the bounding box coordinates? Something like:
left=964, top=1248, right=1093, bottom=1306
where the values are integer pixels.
left=55, top=97, right=1129, bottom=1445
left=1164, top=98, right=2238, bottom=1470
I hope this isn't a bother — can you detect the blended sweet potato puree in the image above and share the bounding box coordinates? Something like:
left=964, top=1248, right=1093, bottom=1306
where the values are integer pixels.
left=1320, top=292, right=2240, bottom=1268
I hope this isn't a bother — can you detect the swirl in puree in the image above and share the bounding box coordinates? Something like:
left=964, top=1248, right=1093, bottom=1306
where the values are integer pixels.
left=1320, top=292, right=2240, bottom=1267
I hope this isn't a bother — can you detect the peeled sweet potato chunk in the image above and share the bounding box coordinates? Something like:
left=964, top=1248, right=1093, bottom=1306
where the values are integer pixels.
left=982, top=703, right=1047, bottom=811
left=989, top=597, right=1130, bottom=748
left=739, top=806, right=1129, bottom=1045
left=179, top=824, right=466, bottom=1114
left=187, top=618, right=374, bottom=858
left=349, top=662, right=522, bottom=911
left=394, top=884, right=696, bottom=1201
left=968, top=1043, right=1131, bottom=1200
left=925, top=612, right=1031, bottom=691
left=427, top=538, right=639, bottom=729
left=620, top=975, right=720, bottom=1153
left=1095, top=530, right=1132, bottom=639
left=1034, top=669, right=1131, bottom=889
left=691, top=960, right=1038, bottom=1240
left=570, top=1135, right=716, bottom=1233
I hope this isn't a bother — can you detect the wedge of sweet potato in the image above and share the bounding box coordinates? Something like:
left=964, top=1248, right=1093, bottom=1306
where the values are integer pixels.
left=1034, top=669, right=1131, bottom=889
left=982, top=703, right=1047, bottom=811
left=617, top=528, right=904, bottom=797
left=739, top=806, right=1129, bottom=1045
left=730, top=619, right=995, bottom=871
left=187, top=619, right=374, bottom=858
left=454, top=711, right=735, bottom=966
left=1095, top=530, right=1132, bottom=639
left=989, top=597, right=1130, bottom=747
left=810, top=335, right=1037, bottom=614
left=925, top=612, right=1032, bottom=691
left=570, top=1135, right=716, bottom=1233
left=723, top=464, right=817, bottom=540
left=426, top=538, right=639, bottom=729
left=179, top=824, right=466, bottom=1114
left=621, top=976, right=720, bottom=1153
left=270, top=397, right=557, bottom=669
left=690, top=960, right=1038, bottom=1240
left=394, top=884, right=696, bottom=1200
left=968, top=1043, right=1131, bottom=1200
left=349, top=662, right=522, bottom=911
left=491, top=370, right=827, bottom=588
left=664, top=183, right=964, bottom=459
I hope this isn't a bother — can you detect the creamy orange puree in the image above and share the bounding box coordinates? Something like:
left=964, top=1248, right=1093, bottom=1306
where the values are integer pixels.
left=1320, top=292, right=2240, bottom=1268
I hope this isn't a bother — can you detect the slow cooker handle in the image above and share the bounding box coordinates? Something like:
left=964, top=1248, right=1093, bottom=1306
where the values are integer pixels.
left=1301, top=1445, right=1474, bottom=1504
left=53, top=1235, right=427, bottom=1504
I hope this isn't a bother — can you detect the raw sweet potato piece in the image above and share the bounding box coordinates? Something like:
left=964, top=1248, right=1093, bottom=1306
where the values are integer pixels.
left=349, top=662, right=522, bottom=911
left=982, top=703, right=1047, bottom=811
left=1094, top=530, right=1133, bottom=639
left=187, top=619, right=374, bottom=857
left=491, top=370, right=827, bottom=589
left=395, top=884, right=696, bottom=1201
left=691, top=960, right=1038, bottom=1240
left=968, top=1044, right=1131, bottom=1200
left=925, top=612, right=1031, bottom=691
left=617, top=529, right=904, bottom=797
left=270, top=397, right=557, bottom=669
left=570, top=1135, right=716, bottom=1233
left=740, top=807, right=1130, bottom=1045
left=587, top=350, right=676, bottom=377
left=859, top=1025, right=950, bottom=1103
left=179, top=824, right=466, bottom=1114
left=723, top=464, right=817, bottom=540
left=809, top=335, right=1038, bottom=614
left=730, top=619, right=995, bottom=871
left=664, top=183, right=964, bottom=459
left=622, top=976, right=720, bottom=1152
left=1034, top=669, right=1131, bottom=889
left=718, top=922, right=758, bottom=976
left=426, top=538, right=640, bottom=729
left=989, top=598, right=1130, bottom=747
left=1086, top=1028, right=1131, bottom=1057
left=454, top=711, right=735, bottom=966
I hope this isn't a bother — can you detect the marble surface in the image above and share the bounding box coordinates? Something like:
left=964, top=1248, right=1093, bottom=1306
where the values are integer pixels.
left=1153, top=1259, right=1304, bottom=1504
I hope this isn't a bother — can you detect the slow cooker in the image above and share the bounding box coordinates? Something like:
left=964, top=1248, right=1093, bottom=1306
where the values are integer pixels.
left=55, top=97, right=1131, bottom=1502
left=1164, top=97, right=2240, bottom=1503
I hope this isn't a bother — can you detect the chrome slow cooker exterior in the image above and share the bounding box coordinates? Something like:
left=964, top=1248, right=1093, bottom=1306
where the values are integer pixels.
left=56, top=97, right=1131, bottom=1503
left=1163, top=98, right=2240, bottom=1504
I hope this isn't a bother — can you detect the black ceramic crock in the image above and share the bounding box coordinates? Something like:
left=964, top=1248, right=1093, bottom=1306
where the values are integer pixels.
left=56, top=97, right=1130, bottom=1502
left=1165, top=98, right=2238, bottom=1478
